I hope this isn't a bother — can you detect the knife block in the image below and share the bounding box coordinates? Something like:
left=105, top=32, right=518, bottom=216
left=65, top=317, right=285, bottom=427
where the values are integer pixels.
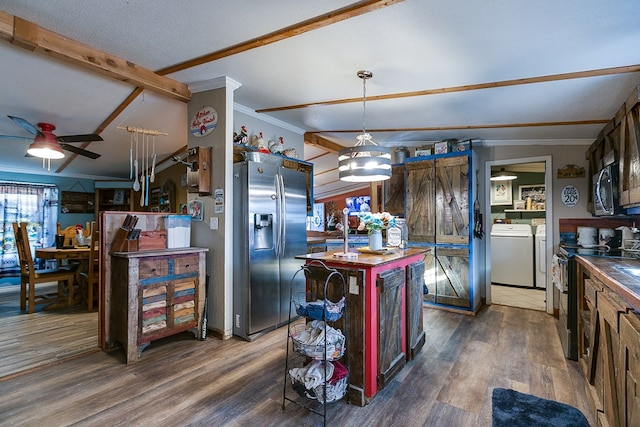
left=111, top=228, right=135, bottom=252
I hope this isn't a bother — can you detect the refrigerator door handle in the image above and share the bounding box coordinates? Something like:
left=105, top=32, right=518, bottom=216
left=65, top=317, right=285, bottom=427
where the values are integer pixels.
left=279, top=173, right=287, bottom=257
left=275, top=173, right=282, bottom=256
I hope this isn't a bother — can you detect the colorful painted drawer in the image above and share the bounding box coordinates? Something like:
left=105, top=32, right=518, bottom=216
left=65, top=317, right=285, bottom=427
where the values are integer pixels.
left=110, top=247, right=208, bottom=363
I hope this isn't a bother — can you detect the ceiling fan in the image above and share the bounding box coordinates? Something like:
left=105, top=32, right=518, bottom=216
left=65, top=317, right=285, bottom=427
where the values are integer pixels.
left=0, top=115, right=103, bottom=159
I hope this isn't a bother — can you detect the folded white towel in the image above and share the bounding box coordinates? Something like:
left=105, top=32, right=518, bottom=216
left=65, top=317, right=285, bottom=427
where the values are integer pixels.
left=289, top=360, right=334, bottom=389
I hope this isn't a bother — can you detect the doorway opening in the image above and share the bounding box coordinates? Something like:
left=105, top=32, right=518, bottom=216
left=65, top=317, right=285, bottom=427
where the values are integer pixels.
left=484, top=156, right=553, bottom=313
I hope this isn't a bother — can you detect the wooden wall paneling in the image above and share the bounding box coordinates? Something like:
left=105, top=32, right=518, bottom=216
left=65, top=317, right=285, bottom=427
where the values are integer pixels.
left=376, top=267, right=405, bottom=390
left=405, top=159, right=435, bottom=243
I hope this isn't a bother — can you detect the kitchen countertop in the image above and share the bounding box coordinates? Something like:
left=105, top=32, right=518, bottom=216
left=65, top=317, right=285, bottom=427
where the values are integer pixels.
left=576, top=255, right=640, bottom=310
left=306, top=235, right=369, bottom=244
left=295, top=247, right=428, bottom=268
left=306, top=237, right=327, bottom=244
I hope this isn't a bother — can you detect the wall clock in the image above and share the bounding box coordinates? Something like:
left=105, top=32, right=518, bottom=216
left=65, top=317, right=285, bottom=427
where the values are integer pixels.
left=190, top=106, right=218, bottom=137
left=561, top=185, right=579, bottom=207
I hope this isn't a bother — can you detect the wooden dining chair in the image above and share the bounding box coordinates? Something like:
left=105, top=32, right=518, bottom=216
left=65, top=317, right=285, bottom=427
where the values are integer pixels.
left=13, top=222, right=77, bottom=314
left=80, top=222, right=99, bottom=312
left=56, top=222, right=90, bottom=246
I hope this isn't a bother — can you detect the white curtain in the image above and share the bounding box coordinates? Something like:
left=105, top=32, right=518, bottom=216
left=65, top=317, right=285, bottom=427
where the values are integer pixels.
left=0, top=183, right=58, bottom=273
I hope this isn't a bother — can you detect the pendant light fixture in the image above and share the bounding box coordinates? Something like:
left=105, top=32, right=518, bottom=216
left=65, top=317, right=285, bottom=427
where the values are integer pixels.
left=338, top=70, right=391, bottom=182
left=490, top=167, right=517, bottom=181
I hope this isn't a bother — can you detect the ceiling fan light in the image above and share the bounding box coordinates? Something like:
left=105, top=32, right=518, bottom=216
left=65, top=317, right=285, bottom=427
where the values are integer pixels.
left=27, top=137, right=65, bottom=159
left=490, top=167, right=517, bottom=181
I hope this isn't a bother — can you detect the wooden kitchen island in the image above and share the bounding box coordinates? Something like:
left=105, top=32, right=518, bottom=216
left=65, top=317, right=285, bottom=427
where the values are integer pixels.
left=295, top=247, right=427, bottom=406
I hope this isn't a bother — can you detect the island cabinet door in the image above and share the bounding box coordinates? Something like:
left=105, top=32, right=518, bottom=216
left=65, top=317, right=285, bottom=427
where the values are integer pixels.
left=406, top=259, right=426, bottom=360
left=423, top=247, right=470, bottom=308
left=435, top=155, right=469, bottom=245
left=377, top=267, right=406, bottom=390
left=405, top=159, right=435, bottom=243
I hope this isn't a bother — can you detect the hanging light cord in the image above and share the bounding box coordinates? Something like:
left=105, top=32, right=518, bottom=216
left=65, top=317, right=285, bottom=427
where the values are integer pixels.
left=361, top=74, right=367, bottom=135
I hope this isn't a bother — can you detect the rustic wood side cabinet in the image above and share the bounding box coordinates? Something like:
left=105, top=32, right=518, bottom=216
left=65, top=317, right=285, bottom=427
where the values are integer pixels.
left=110, top=247, right=208, bottom=363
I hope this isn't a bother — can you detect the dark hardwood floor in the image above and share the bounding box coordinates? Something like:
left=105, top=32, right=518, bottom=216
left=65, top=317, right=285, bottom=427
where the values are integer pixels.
left=0, top=304, right=595, bottom=426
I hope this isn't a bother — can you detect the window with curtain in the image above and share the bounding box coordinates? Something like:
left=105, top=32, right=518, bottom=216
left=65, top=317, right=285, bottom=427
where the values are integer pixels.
left=0, top=182, right=59, bottom=274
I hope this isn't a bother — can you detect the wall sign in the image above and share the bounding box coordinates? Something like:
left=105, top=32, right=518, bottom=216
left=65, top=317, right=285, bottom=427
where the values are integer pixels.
left=190, top=106, right=218, bottom=137
left=561, top=185, right=579, bottom=207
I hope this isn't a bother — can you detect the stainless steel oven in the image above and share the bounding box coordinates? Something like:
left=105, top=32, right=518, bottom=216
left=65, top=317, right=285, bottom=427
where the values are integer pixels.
left=552, top=248, right=577, bottom=360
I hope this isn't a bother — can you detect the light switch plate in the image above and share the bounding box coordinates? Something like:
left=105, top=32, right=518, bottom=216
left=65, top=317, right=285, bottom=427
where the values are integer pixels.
left=210, top=216, right=218, bottom=230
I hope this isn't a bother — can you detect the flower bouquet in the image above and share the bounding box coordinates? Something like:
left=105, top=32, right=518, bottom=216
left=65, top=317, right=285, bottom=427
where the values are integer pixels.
left=357, top=212, right=396, bottom=233
left=357, top=212, right=396, bottom=251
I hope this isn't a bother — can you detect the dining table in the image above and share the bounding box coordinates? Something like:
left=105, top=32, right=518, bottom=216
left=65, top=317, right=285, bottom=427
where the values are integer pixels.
left=35, top=245, right=97, bottom=308
left=36, top=245, right=93, bottom=263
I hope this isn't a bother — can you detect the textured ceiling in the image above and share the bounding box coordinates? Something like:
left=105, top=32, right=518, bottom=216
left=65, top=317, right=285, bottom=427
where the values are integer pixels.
left=0, top=1, right=639, bottom=197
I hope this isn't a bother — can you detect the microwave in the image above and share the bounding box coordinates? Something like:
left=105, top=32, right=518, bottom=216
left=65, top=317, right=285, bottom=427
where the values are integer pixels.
left=593, top=163, right=623, bottom=216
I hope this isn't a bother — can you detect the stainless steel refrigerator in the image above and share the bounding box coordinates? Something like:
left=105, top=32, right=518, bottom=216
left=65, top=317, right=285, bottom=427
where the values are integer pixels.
left=233, top=159, right=307, bottom=341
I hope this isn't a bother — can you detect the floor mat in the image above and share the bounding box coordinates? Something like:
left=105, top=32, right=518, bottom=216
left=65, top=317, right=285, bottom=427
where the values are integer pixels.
left=492, top=388, right=589, bottom=427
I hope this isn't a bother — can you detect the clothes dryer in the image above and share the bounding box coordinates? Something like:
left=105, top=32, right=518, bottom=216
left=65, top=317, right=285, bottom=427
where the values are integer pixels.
left=535, top=224, right=547, bottom=289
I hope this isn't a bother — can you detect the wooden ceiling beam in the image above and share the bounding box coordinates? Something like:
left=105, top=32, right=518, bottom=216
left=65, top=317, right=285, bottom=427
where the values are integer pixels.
left=306, top=119, right=610, bottom=135
left=304, top=132, right=347, bottom=153
left=258, top=64, right=640, bottom=113
left=157, top=0, right=404, bottom=76
left=0, top=11, right=191, bottom=102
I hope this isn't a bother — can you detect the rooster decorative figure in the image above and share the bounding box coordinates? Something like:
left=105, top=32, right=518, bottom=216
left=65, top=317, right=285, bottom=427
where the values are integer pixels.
left=233, top=125, right=248, bottom=144
left=269, top=136, right=285, bottom=154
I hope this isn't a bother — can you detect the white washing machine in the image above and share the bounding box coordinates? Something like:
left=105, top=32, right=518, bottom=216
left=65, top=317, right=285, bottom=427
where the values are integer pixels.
left=490, top=223, right=534, bottom=287
left=535, top=224, right=546, bottom=289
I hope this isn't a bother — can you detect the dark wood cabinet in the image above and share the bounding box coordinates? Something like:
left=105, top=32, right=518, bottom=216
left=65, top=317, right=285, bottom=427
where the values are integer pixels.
left=186, top=146, right=212, bottom=195
left=423, top=246, right=470, bottom=309
left=619, top=311, right=640, bottom=427
left=434, top=155, right=470, bottom=245
left=149, top=180, right=175, bottom=213
left=405, top=154, right=470, bottom=244
left=405, top=152, right=475, bottom=312
left=94, top=183, right=135, bottom=218
left=405, top=158, right=436, bottom=243
left=383, top=164, right=405, bottom=216
left=576, top=258, right=636, bottom=426
left=619, top=85, right=640, bottom=208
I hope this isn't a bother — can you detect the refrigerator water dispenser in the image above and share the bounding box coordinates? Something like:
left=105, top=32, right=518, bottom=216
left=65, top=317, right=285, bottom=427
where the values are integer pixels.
left=254, top=213, right=273, bottom=249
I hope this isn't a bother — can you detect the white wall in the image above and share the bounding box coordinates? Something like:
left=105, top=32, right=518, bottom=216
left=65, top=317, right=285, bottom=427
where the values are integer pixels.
left=233, top=106, right=304, bottom=156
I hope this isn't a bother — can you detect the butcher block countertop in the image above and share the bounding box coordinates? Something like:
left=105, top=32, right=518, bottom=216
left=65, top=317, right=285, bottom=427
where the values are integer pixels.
left=576, top=255, right=640, bottom=310
left=295, top=247, right=428, bottom=268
